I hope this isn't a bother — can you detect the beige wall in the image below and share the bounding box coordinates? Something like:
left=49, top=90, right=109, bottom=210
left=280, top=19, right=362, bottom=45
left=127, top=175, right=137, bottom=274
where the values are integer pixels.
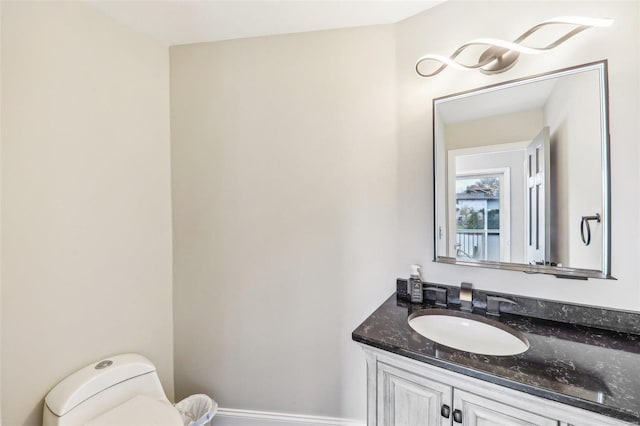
left=1, top=3, right=174, bottom=425
left=396, top=0, right=640, bottom=309
left=0, top=1, right=3, bottom=423
left=170, top=26, right=397, bottom=419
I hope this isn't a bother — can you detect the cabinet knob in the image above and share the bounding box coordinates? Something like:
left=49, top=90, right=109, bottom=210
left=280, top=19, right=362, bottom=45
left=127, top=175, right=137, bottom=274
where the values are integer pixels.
left=453, top=409, right=463, bottom=423
left=440, top=404, right=450, bottom=418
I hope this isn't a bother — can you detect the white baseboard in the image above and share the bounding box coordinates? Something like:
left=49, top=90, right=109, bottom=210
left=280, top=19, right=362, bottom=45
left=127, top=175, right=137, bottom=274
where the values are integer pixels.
left=211, top=408, right=365, bottom=426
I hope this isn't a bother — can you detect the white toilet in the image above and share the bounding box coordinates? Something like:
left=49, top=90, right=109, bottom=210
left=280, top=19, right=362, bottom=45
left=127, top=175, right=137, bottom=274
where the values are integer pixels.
left=43, top=353, right=184, bottom=426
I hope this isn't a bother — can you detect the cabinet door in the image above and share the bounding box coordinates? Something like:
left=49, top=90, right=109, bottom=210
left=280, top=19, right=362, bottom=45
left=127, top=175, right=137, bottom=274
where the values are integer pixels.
left=377, top=361, right=453, bottom=426
left=454, top=389, right=558, bottom=426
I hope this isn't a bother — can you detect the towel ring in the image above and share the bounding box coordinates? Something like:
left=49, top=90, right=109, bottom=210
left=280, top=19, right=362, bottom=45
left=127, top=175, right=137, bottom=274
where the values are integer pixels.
left=580, top=213, right=601, bottom=246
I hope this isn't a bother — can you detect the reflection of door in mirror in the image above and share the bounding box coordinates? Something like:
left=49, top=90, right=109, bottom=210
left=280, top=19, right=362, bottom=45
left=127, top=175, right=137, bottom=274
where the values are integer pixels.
left=526, top=127, right=550, bottom=266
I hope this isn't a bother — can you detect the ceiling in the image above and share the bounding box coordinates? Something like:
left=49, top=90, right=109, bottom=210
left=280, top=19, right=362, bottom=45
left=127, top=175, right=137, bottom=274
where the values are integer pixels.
left=436, top=78, right=559, bottom=124
left=89, top=0, right=444, bottom=46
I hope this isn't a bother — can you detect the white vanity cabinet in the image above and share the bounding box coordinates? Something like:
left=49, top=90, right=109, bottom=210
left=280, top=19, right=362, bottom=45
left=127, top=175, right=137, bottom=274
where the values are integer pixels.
left=363, top=345, right=630, bottom=426
left=378, top=361, right=452, bottom=426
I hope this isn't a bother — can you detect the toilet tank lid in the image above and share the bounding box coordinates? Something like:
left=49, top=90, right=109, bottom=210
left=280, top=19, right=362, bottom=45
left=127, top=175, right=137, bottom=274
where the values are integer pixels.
left=45, top=353, right=157, bottom=417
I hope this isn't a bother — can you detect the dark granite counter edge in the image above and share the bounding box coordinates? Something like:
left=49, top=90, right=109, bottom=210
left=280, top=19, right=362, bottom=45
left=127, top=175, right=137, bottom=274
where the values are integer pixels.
left=352, top=334, right=640, bottom=425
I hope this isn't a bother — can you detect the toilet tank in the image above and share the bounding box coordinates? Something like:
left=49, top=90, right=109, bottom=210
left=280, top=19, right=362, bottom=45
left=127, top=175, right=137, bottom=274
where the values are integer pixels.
left=43, top=353, right=172, bottom=426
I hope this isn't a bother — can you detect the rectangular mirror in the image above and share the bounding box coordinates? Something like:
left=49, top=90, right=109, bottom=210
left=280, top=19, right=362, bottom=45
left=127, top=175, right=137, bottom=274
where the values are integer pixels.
left=433, top=61, right=612, bottom=279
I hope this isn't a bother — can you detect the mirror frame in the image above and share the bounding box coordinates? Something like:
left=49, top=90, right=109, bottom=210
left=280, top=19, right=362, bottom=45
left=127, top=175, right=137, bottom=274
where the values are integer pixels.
left=432, top=60, right=613, bottom=280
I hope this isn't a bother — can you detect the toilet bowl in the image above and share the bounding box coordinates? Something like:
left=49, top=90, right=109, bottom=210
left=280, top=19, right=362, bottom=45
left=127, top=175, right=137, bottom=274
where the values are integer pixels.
left=43, top=353, right=183, bottom=426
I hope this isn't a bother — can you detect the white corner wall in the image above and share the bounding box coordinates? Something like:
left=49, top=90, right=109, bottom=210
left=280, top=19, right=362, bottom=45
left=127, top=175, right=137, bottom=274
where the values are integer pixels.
left=1, top=3, right=174, bottom=425
left=170, top=26, right=397, bottom=421
left=396, top=0, right=640, bottom=310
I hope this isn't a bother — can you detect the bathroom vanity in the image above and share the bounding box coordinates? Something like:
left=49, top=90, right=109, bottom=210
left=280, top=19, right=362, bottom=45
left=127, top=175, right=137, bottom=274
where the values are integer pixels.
left=352, top=290, right=640, bottom=425
left=352, top=55, right=640, bottom=425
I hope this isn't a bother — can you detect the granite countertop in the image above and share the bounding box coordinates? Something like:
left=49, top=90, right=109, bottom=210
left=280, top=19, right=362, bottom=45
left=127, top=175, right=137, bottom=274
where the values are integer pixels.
left=352, top=293, right=640, bottom=424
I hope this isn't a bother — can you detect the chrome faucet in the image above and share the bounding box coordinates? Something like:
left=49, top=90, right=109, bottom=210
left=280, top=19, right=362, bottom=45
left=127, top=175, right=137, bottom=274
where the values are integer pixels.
left=459, top=282, right=473, bottom=311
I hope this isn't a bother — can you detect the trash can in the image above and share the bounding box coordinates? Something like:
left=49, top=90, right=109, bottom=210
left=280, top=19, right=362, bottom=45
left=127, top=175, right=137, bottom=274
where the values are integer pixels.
left=175, top=394, right=218, bottom=426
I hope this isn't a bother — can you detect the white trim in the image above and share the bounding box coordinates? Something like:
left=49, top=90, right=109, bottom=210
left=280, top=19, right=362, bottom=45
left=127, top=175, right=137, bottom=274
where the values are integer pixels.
left=447, top=142, right=527, bottom=261
left=214, top=408, right=365, bottom=426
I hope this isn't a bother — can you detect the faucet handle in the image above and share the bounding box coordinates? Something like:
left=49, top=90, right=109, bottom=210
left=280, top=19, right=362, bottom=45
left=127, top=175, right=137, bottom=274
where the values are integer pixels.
left=425, top=287, right=448, bottom=306
left=486, top=295, right=517, bottom=316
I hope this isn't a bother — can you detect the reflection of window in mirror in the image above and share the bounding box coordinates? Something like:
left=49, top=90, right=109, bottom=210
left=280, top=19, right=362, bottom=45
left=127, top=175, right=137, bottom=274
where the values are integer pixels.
left=447, top=144, right=524, bottom=264
left=455, top=174, right=503, bottom=262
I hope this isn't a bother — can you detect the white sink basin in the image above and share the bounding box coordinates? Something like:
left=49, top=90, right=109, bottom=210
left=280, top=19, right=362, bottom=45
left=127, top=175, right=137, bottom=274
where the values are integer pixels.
left=408, top=309, right=529, bottom=356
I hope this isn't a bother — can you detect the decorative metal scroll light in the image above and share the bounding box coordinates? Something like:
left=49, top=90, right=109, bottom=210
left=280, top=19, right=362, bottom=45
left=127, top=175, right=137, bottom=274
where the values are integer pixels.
left=415, top=17, right=613, bottom=77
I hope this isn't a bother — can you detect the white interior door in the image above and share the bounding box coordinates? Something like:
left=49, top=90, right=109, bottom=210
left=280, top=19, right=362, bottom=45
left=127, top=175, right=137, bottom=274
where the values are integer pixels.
left=526, top=127, right=550, bottom=265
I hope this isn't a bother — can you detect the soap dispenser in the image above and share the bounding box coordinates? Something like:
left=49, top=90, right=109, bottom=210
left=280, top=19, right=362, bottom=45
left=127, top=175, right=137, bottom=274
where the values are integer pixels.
left=409, top=264, right=423, bottom=303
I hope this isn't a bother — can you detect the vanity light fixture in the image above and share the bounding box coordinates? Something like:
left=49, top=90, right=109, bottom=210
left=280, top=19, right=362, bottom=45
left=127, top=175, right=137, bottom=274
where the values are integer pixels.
left=415, top=16, right=613, bottom=77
